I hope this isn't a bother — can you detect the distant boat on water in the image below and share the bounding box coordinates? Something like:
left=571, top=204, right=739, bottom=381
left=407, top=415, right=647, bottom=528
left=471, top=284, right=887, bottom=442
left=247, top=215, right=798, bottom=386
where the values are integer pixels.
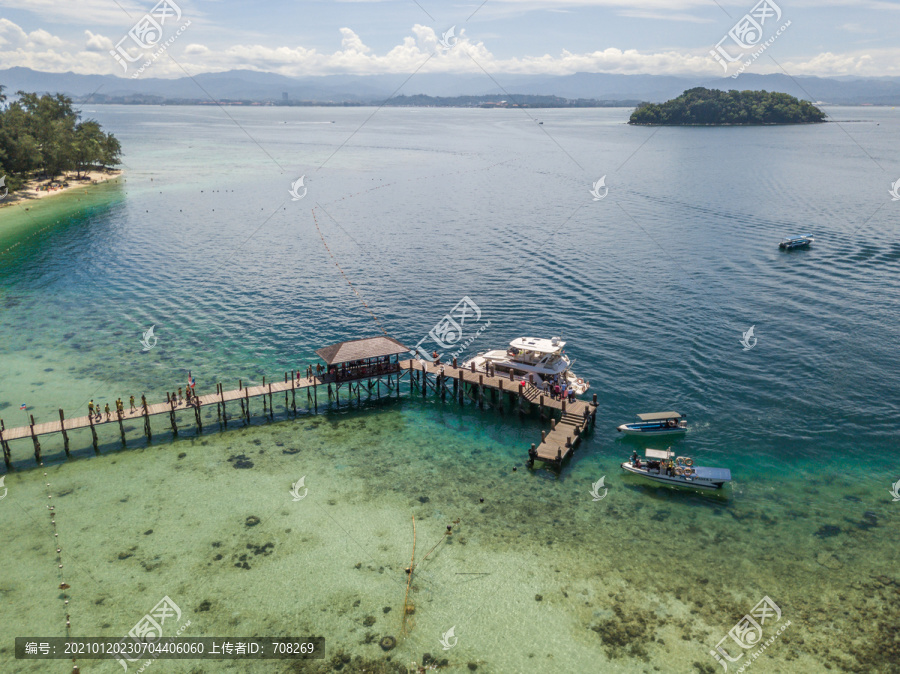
left=779, top=234, right=814, bottom=250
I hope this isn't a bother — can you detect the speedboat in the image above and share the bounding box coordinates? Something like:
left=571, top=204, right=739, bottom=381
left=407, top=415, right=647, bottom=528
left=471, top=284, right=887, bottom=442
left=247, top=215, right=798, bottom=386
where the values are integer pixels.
left=621, top=448, right=731, bottom=491
left=462, top=336, right=589, bottom=395
left=779, top=235, right=814, bottom=250
left=617, top=412, right=686, bottom=436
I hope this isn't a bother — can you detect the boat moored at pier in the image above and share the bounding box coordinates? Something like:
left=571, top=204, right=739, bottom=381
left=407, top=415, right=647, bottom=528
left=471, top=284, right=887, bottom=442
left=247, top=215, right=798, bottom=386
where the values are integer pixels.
left=463, top=336, right=589, bottom=395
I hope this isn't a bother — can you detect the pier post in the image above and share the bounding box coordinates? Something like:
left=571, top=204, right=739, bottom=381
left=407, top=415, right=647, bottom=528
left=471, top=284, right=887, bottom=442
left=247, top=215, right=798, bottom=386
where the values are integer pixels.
left=452, top=357, right=457, bottom=368
left=268, top=383, right=274, bottom=419
left=358, top=381, right=361, bottom=403
left=541, top=430, right=546, bottom=442
left=422, top=366, right=427, bottom=398
left=169, top=408, right=178, bottom=436
left=117, top=409, right=126, bottom=448
left=58, top=409, right=70, bottom=456
left=551, top=419, right=557, bottom=431
left=0, top=420, right=10, bottom=468
left=458, top=371, right=464, bottom=403
left=470, top=361, right=475, bottom=372
left=220, top=385, right=227, bottom=427
left=561, top=400, right=567, bottom=414
left=194, top=400, right=203, bottom=432
left=244, top=388, right=250, bottom=422
left=328, top=383, right=333, bottom=400
left=29, top=415, right=41, bottom=464
left=592, top=393, right=597, bottom=406
left=539, top=395, right=545, bottom=420
left=527, top=443, right=536, bottom=468
left=478, top=374, right=484, bottom=408
left=314, top=380, right=318, bottom=413
left=142, top=395, right=151, bottom=442
left=263, top=387, right=268, bottom=415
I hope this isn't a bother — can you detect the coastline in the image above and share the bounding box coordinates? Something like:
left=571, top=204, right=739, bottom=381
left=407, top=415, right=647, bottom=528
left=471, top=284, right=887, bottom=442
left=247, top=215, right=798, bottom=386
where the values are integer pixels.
left=0, top=169, right=123, bottom=209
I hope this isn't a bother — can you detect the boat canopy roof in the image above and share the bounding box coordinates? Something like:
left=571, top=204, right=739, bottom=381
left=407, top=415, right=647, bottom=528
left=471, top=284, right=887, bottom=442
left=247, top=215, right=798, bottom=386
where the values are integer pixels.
left=509, top=337, right=565, bottom=354
left=693, top=466, right=732, bottom=481
left=781, top=234, right=813, bottom=241
left=645, top=448, right=674, bottom=460
left=636, top=411, right=682, bottom=421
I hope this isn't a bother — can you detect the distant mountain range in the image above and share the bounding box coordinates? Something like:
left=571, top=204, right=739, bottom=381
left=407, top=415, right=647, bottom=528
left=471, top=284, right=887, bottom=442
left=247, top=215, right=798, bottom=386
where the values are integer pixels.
left=3, top=67, right=900, bottom=105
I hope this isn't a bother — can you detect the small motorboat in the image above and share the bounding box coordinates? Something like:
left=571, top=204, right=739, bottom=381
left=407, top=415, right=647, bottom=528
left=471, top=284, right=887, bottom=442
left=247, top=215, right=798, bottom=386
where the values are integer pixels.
left=621, top=448, right=731, bottom=491
left=779, top=234, right=814, bottom=250
left=617, top=412, right=686, bottom=436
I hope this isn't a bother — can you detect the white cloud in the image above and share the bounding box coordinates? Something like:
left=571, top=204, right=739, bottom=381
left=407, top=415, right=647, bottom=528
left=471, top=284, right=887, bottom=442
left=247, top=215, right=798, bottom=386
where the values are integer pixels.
left=1, top=22, right=899, bottom=80
left=84, top=30, right=113, bottom=52
left=0, top=19, right=65, bottom=48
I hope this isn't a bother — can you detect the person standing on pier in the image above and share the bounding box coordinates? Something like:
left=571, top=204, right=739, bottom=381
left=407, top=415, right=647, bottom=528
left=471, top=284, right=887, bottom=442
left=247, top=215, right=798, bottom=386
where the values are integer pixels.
left=130, top=395, right=136, bottom=413
left=88, top=400, right=95, bottom=418
left=104, top=403, right=111, bottom=421
left=178, top=388, right=183, bottom=404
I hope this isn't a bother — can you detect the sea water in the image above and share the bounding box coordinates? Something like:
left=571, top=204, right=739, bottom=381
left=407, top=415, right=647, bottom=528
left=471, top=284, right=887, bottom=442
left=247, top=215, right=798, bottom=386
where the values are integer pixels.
left=0, top=105, right=898, bottom=673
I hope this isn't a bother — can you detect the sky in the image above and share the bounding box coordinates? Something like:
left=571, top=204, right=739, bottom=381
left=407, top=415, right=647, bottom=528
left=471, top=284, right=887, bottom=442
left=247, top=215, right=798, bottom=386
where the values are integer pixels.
left=0, top=0, right=899, bottom=80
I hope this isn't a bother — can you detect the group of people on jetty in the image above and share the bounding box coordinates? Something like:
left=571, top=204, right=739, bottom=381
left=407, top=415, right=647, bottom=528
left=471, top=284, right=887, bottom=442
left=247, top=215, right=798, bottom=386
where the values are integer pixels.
left=87, top=374, right=197, bottom=420
left=299, top=356, right=399, bottom=384
left=430, top=351, right=578, bottom=402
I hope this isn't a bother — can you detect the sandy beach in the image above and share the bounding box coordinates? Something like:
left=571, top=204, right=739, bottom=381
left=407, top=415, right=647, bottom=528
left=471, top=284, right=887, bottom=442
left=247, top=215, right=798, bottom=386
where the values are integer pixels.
left=0, top=169, right=123, bottom=209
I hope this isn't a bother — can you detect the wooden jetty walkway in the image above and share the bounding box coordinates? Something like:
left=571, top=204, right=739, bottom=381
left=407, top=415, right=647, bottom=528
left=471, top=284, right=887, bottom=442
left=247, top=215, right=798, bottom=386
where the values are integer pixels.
left=0, top=336, right=596, bottom=470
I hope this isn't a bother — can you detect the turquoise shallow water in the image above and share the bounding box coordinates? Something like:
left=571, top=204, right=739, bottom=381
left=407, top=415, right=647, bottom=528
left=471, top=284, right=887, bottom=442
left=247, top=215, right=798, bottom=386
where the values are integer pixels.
left=0, top=105, right=898, bottom=673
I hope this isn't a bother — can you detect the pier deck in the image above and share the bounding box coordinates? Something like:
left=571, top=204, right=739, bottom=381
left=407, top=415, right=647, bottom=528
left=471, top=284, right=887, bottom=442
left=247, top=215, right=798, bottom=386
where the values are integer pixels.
left=0, top=358, right=595, bottom=470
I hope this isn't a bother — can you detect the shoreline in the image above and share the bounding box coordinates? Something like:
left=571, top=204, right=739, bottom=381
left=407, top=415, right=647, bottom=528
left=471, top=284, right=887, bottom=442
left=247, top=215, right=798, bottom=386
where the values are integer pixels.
left=0, top=169, right=123, bottom=209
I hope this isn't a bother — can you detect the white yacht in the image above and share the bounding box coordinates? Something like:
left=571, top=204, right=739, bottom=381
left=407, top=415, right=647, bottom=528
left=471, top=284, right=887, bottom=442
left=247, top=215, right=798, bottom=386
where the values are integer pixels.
left=621, top=448, right=732, bottom=492
left=462, top=337, right=589, bottom=395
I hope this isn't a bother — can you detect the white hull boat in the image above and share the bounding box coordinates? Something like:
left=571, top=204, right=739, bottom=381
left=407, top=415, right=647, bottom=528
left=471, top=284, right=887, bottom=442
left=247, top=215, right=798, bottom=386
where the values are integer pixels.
left=779, top=234, right=814, bottom=250
left=463, top=336, right=589, bottom=395
left=617, top=412, right=686, bottom=436
left=621, top=449, right=731, bottom=491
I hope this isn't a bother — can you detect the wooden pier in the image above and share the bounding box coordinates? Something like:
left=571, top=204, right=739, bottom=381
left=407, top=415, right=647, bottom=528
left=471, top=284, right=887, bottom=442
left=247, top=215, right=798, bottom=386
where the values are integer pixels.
left=404, top=359, right=597, bottom=468
left=0, top=336, right=596, bottom=471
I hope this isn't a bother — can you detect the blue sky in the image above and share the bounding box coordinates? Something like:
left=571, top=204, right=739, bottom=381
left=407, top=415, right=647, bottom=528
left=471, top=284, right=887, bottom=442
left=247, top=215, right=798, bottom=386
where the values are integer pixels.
left=1, top=0, right=898, bottom=78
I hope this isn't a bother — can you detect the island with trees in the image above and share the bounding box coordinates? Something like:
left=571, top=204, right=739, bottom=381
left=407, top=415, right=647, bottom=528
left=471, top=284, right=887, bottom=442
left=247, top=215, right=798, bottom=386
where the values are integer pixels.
left=0, top=85, right=122, bottom=201
left=628, top=87, right=826, bottom=126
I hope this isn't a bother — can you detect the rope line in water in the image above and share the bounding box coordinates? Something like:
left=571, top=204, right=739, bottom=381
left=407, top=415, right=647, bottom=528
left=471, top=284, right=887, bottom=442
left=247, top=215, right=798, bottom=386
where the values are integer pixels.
left=311, top=206, right=388, bottom=336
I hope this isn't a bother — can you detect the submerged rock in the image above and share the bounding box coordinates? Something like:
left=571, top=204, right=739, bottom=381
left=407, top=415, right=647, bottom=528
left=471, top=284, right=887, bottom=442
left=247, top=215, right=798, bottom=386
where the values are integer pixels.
left=816, top=551, right=843, bottom=570
left=815, top=525, right=842, bottom=538
left=379, top=636, right=396, bottom=651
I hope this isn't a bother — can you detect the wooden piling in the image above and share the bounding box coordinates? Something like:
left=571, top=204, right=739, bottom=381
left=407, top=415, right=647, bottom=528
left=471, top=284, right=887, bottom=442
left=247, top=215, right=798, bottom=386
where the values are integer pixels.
left=117, top=409, right=126, bottom=448
left=0, top=420, right=10, bottom=468
left=169, top=408, right=178, bottom=436
left=29, top=415, right=41, bottom=464
left=268, top=383, right=274, bottom=418
left=194, top=399, right=203, bottom=432
left=142, top=395, right=152, bottom=442
left=244, top=388, right=250, bottom=422
left=58, top=409, right=70, bottom=455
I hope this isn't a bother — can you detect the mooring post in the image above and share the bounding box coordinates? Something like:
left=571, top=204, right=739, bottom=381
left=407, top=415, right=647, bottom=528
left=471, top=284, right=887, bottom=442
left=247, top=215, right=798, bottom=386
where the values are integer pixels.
left=541, top=430, right=547, bottom=442
left=478, top=374, right=484, bottom=407
left=29, top=414, right=41, bottom=464
left=314, top=379, right=318, bottom=413
left=141, top=395, right=151, bottom=442
left=528, top=443, right=536, bottom=468
left=117, top=409, right=126, bottom=448
left=58, top=409, right=70, bottom=456
left=0, top=420, right=10, bottom=468
left=551, top=418, right=557, bottom=431
left=539, top=395, right=545, bottom=420
left=169, top=407, right=178, bottom=436
left=244, top=388, right=250, bottom=422
left=194, top=399, right=203, bottom=432
left=470, top=361, right=475, bottom=373
left=219, top=385, right=227, bottom=427
left=268, top=382, right=274, bottom=419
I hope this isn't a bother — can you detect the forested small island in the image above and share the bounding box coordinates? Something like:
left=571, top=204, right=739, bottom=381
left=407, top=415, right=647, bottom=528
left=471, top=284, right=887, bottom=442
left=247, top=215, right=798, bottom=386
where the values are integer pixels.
left=0, top=85, right=121, bottom=196
left=629, top=87, right=826, bottom=126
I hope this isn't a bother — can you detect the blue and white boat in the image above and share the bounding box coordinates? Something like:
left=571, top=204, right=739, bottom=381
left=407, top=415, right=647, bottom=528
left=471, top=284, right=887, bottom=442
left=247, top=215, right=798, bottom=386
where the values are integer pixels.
left=621, top=448, right=731, bottom=491
left=616, top=411, right=686, bottom=436
left=779, top=234, right=814, bottom=250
